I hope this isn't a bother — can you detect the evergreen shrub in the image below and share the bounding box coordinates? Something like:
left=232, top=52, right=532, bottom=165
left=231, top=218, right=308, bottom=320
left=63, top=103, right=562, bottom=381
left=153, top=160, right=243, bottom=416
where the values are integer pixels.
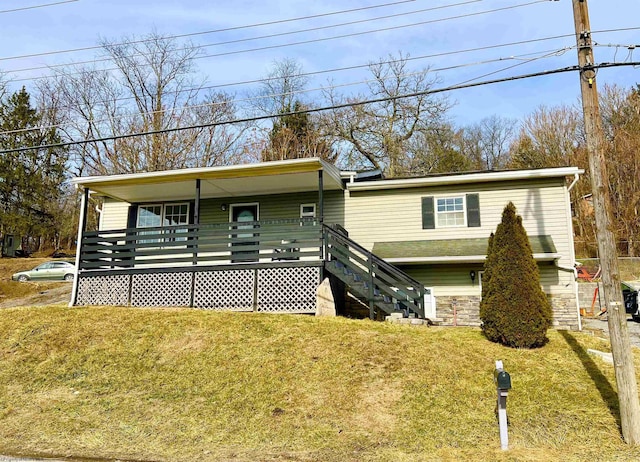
left=479, top=202, right=552, bottom=348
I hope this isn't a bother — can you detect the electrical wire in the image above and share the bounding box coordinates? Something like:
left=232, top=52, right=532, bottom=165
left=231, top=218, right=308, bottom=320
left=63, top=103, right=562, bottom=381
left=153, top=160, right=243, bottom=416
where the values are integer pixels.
left=1, top=0, right=490, bottom=75
left=8, top=31, right=577, bottom=89
left=0, top=0, right=423, bottom=62
left=0, top=0, right=78, bottom=14
left=3, top=0, right=548, bottom=81
left=0, top=47, right=572, bottom=137
left=452, top=47, right=572, bottom=86
left=4, top=8, right=635, bottom=66
left=9, top=62, right=629, bottom=155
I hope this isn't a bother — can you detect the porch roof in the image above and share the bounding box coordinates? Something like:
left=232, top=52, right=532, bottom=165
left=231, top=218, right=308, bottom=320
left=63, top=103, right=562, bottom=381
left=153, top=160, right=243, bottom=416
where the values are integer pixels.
left=372, top=235, right=559, bottom=264
left=70, top=158, right=344, bottom=203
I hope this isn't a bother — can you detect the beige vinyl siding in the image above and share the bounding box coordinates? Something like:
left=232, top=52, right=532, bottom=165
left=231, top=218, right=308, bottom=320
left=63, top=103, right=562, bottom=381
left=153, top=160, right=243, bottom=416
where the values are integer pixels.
left=344, top=178, right=573, bottom=268
left=401, top=263, right=575, bottom=298
left=199, top=191, right=345, bottom=225
left=100, top=198, right=130, bottom=231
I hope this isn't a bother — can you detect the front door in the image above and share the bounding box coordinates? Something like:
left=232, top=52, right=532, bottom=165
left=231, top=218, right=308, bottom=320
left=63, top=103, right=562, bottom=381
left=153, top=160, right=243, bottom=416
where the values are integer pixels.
left=231, top=204, right=259, bottom=262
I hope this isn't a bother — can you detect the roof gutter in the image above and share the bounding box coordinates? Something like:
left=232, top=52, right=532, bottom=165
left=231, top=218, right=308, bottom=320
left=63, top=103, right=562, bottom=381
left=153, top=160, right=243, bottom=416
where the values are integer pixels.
left=347, top=167, right=584, bottom=192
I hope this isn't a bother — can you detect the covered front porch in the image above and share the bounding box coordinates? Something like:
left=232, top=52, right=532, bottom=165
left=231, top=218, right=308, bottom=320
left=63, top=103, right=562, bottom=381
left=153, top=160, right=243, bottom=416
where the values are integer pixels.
left=71, top=159, right=344, bottom=312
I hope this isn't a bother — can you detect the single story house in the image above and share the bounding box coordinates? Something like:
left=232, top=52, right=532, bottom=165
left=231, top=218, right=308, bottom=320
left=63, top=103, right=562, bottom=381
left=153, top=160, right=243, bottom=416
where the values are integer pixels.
left=69, top=158, right=583, bottom=330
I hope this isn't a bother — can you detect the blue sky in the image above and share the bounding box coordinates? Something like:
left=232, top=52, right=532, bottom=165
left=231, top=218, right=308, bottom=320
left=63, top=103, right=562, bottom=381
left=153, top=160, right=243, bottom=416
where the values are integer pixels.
left=0, top=0, right=638, bottom=126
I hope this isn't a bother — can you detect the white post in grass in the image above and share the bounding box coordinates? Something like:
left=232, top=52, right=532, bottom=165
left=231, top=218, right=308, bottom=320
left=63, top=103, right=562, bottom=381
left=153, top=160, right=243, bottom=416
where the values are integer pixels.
left=494, top=360, right=512, bottom=450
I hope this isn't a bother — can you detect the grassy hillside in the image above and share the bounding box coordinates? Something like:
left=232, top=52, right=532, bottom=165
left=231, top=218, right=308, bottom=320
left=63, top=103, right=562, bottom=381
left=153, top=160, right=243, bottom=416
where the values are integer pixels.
left=0, top=307, right=639, bottom=461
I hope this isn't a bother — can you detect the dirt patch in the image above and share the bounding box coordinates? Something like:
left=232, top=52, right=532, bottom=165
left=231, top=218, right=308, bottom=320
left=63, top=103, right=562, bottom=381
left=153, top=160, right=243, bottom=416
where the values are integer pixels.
left=0, top=258, right=73, bottom=308
left=0, top=283, right=72, bottom=308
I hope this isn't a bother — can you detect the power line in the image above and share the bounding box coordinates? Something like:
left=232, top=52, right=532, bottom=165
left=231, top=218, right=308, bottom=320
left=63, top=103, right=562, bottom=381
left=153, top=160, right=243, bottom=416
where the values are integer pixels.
left=0, top=47, right=571, bottom=137
left=0, top=0, right=78, bottom=14
left=4, top=0, right=548, bottom=82
left=452, top=47, right=572, bottom=86
left=10, top=62, right=637, bottom=155
left=0, top=0, right=423, bottom=62
left=9, top=32, right=577, bottom=90
left=2, top=0, right=487, bottom=75
left=17, top=33, right=578, bottom=111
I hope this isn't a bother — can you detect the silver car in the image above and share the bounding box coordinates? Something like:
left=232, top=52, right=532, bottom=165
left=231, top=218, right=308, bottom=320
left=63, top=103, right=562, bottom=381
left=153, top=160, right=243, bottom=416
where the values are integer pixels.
left=12, top=261, right=76, bottom=282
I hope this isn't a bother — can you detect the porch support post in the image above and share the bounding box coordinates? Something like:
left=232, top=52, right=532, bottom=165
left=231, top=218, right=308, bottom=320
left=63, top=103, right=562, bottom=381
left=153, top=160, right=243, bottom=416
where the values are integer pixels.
left=318, top=169, right=325, bottom=264
left=191, top=179, right=201, bottom=306
left=69, top=186, right=89, bottom=307
left=194, top=179, right=201, bottom=225
left=318, top=169, right=324, bottom=225
left=193, top=179, right=201, bottom=266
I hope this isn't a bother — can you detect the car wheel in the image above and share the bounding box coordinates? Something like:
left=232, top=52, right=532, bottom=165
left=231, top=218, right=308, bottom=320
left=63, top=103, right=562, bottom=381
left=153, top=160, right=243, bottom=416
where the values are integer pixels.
left=64, top=274, right=74, bottom=281
left=17, top=275, right=29, bottom=282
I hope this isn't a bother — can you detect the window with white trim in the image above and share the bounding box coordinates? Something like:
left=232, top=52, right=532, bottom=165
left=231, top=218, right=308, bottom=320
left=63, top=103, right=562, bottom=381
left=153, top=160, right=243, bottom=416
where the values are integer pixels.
left=137, top=205, right=163, bottom=228
left=164, top=203, right=189, bottom=226
left=436, top=196, right=466, bottom=228
left=300, top=203, right=316, bottom=225
left=422, top=194, right=480, bottom=229
left=137, top=203, right=189, bottom=243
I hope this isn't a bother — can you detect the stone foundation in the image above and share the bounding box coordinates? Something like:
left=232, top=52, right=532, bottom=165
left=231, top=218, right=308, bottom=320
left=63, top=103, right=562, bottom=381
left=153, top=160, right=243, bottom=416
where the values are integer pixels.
left=436, top=296, right=482, bottom=327
left=436, top=294, right=580, bottom=330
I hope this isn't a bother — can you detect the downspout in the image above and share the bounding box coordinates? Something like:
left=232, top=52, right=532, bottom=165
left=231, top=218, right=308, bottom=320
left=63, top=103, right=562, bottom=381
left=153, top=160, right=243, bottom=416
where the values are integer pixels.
left=567, top=172, right=580, bottom=192
left=95, top=204, right=103, bottom=230
left=69, top=186, right=89, bottom=307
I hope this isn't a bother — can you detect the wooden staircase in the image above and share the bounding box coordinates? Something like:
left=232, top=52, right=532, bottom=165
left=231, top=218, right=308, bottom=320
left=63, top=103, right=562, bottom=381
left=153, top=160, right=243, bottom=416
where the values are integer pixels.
left=322, top=225, right=426, bottom=320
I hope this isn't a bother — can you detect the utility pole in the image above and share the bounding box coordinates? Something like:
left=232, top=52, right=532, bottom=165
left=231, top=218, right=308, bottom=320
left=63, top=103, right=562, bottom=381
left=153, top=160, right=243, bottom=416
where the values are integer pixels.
left=572, top=0, right=640, bottom=444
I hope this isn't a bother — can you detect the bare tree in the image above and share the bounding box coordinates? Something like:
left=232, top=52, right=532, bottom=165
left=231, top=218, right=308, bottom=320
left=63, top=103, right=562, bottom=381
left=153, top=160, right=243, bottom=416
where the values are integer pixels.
left=251, top=58, right=309, bottom=117
left=403, top=123, right=473, bottom=175
left=322, top=53, right=451, bottom=177
left=600, top=85, right=640, bottom=256
left=507, top=105, right=593, bottom=253
left=509, top=106, right=582, bottom=169
left=249, top=58, right=337, bottom=163
left=458, top=115, right=517, bottom=170
left=39, top=32, right=246, bottom=175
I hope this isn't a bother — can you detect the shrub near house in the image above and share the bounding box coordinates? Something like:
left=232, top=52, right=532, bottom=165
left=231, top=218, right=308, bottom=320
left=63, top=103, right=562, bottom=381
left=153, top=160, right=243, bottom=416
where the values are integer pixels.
left=480, top=202, right=552, bottom=348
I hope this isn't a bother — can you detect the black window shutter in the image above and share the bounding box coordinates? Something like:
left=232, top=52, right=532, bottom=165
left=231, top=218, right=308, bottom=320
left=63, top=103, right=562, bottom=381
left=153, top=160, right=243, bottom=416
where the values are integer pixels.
left=422, top=196, right=435, bottom=229
left=466, top=193, right=481, bottom=227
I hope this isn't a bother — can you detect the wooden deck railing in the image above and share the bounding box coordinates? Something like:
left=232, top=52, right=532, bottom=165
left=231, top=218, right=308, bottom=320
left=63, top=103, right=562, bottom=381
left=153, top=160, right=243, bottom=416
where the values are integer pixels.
left=80, top=218, right=322, bottom=270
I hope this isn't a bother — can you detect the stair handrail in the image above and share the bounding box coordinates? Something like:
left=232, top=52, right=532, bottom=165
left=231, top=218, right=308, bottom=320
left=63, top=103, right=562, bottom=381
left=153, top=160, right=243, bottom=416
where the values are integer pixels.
left=323, top=225, right=424, bottom=291
left=323, top=224, right=425, bottom=318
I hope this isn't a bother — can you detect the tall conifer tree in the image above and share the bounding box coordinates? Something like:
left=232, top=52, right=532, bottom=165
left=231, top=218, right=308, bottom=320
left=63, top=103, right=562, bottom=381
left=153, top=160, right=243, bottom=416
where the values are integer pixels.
left=0, top=87, right=67, bottom=250
left=480, top=202, right=552, bottom=348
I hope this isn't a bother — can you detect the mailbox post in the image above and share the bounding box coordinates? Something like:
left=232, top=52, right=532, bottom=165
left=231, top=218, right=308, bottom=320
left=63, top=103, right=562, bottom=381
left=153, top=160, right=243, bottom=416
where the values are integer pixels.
left=494, top=360, right=512, bottom=450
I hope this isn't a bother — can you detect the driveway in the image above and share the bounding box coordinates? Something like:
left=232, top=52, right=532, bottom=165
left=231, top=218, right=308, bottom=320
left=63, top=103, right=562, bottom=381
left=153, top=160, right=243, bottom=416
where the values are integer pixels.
left=581, top=315, right=640, bottom=348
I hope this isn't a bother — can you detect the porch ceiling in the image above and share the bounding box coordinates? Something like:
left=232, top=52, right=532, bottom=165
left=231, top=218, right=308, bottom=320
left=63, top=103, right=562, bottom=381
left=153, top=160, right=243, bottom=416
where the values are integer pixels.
left=70, top=158, right=344, bottom=203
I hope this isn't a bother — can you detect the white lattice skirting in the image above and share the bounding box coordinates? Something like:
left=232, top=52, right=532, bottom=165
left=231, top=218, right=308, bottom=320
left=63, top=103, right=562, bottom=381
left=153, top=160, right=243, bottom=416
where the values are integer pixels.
left=75, top=266, right=320, bottom=313
left=193, top=270, right=255, bottom=311
left=257, top=266, right=319, bottom=313
left=76, top=274, right=129, bottom=306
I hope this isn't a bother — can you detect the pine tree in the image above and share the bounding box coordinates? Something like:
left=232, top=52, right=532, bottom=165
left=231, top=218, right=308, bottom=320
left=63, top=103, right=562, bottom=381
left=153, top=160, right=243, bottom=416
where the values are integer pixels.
left=479, top=202, right=552, bottom=348
left=0, top=87, right=68, bottom=251
left=261, top=101, right=335, bottom=163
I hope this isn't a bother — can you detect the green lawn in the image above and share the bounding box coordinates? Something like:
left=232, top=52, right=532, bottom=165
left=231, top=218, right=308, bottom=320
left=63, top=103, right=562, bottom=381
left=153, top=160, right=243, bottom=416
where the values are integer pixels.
left=0, top=306, right=638, bottom=461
